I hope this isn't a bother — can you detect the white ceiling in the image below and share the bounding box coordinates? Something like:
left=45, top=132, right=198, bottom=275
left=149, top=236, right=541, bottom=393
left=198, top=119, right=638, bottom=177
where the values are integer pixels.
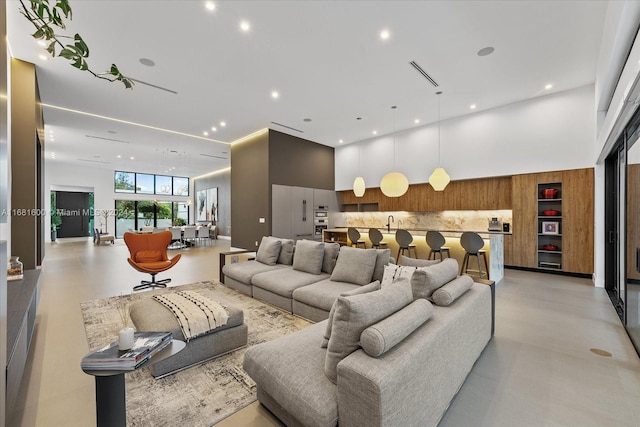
left=6, top=0, right=608, bottom=178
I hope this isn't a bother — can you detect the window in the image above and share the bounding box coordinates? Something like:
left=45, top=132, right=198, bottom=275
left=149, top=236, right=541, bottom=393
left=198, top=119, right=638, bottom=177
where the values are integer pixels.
left=114, top=172, right=135, bottom=193
left=173, top=177, right=189, bottom=196
left=114, top=200, right=189, bottom=238
left=155, top=175, right=172, bottom=195
left=136, top=174, right=155, bottom=194
left=114, top=171, right=189, bottom=195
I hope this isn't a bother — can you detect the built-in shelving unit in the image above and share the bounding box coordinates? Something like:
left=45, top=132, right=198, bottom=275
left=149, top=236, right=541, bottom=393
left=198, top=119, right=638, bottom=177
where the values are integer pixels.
left=537, top=182, right=563, bottom=270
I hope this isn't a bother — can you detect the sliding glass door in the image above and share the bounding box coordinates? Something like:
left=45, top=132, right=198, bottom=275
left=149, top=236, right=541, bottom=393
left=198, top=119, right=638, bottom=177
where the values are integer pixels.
left=114, top=200, right=189, bottom=238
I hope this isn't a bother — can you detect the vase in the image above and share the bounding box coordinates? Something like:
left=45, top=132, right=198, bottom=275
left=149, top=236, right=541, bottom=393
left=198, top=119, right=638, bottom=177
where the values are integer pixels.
left=7, top=256, right=24, bottom=281
left=118, top=327, right=135, bottom=350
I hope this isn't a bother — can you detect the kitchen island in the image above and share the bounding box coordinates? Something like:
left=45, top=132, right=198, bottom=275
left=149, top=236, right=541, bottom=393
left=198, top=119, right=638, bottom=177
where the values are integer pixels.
left=323, top=228, right=505, bottom=283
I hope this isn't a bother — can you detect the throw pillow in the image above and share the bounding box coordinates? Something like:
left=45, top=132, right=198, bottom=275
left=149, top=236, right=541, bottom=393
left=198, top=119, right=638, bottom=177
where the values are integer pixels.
left=411, top=258, right=459, bottom=300
left=255, top=236, right=282, bottom=266
left=321, top=280, right=381, bottom=348
left=431, top=274, right=474, bottom=306
left=292, top=239, right=325, bottom=274
left=322, top=242, right=341, bottom=274
left=360, top=299, right=434, bottom=357
left=381, top=264, right=416, bottom=287
left=324, top=280, right=413, bottom=384
left=135, top=249, right=163, bottom=263
left=330, top=246, right=378, bottom=286
left=400, top=255, right=440, bottom=267
left=371, top=248, right=392, bottom=282
left=277, top=238, right=295, bottom=265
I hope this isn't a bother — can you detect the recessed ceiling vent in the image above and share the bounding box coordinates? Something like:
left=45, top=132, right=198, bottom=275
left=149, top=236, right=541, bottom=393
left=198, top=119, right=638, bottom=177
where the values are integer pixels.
left=270, top=121, right=304, bottom=133
left=127, top=78, right=178, bottom=95
left=78, top=158, right=111, bottom=164
left=85, top=135, right=130, bottom=144
left=200, top=153, right=227, bottom=159
left=409, top=61, right=439, bottom=87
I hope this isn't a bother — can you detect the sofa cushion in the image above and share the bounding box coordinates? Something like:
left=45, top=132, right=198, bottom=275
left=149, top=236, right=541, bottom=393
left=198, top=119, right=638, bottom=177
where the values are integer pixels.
left=321, top=280, right=381, bottom=348
left=293, top=240, right=325, bottom=274
left=252, top=267, right=330, bottom=298
left=360, top=299, right=434, bottom=357
left=371, top=248, right=392, bottom=282
left=432, top=274, right=474, bottom=306
left=135, top=249, right=163, bottom=263
left=324, top=280, right=413, bottom=383
left=322, top=242, right=341, bottom=274
left=256, top=236, right=282, bottom=266
left=400, top=255, right=440, bottom=267
left=243, top=322, right=338, bottom=427
left=292, top=279, right=360, bottom=312
left=411, top=258, right=459, bottom=300
left=222, top=260, right=288, bottom=285
left=276, top=238, right=295, bottom=265
left=381, top=264, right=416, bottom=287
left=330, top=246, right=378, bottom=285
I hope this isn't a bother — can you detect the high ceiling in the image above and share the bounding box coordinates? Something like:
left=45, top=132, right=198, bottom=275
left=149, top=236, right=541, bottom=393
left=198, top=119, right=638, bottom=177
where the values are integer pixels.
left=6, top=0, right=608, bottom=178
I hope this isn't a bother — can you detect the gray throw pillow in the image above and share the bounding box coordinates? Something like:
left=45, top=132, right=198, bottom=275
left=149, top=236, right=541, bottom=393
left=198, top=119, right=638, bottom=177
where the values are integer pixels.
left=371, top=248, right=391, bottom=282
left=431, top=274, right=474, bottom=306
left=322, top=242, right=341, bottom=274
left=277, top=238, right=295, bottom=265
left=360, top=299, right=434, bottom=357
left=292, top=239, right=325, bottom=274
left=324, top=280, right=413, bottom=384
left=321, top=280, right=381, bottom=348
left=256, top=236, right=281, bottom=266
left=330, top=246, right=378, bottom=285
left=411, top=258, right=459, bottom=300
left=400, top=255, right=440, bottom=267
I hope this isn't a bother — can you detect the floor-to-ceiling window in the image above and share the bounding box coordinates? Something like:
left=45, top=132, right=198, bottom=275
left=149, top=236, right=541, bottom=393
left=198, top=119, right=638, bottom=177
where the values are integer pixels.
left=114, top=200, right=189, bottom=238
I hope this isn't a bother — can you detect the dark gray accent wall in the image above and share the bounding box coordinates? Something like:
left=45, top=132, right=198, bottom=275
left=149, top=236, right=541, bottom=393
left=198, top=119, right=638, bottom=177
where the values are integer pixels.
left=10, top=59, right=44, bottom=270
left=268, top=130, right=335, bottom=190
left=194, top=168, right=230, bottom=237
left=231, top=130, right=270, bottom=250
left=231, top=129, right=335, bottom=250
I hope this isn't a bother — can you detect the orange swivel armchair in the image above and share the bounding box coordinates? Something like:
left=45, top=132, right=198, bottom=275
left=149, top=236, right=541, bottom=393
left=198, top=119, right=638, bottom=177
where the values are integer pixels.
left=124, top=231, right=182, bottom=291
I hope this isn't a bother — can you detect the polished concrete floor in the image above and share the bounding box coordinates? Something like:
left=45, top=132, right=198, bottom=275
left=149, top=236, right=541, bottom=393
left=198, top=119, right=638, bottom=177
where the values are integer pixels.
left=11, top=238, right=640, bottom=426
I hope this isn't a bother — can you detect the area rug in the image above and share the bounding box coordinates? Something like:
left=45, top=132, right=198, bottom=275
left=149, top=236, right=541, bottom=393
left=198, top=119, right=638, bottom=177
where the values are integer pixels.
left=80, top=281, right=312, bottom=427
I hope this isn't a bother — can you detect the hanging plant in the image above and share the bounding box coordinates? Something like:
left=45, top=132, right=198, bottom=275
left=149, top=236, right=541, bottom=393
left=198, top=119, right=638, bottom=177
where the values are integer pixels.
left=18, top=0, right=134, bottom=89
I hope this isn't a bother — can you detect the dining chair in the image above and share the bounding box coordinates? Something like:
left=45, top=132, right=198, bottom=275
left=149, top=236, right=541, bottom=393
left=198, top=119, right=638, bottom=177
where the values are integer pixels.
left=426, top=231, right=450, bottom=260
left=183, top=226, right=197, bottom=246
left=197, top=225, right=210, bottom=246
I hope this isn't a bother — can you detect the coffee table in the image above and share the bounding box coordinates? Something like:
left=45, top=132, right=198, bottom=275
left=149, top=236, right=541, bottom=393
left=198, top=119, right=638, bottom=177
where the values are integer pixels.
left=82, top=340, right=185, bottom=427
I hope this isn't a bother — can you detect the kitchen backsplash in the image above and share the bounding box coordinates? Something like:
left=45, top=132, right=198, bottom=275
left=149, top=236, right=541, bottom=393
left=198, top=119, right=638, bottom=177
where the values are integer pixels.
left=336, top=210, right=513, bottom=232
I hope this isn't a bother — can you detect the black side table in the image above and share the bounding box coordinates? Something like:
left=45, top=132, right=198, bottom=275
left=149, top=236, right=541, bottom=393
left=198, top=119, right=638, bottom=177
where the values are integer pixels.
left=82, top=340, right=185, bottom=427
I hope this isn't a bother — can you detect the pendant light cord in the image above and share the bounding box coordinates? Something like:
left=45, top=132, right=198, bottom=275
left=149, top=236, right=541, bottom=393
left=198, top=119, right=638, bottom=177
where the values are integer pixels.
left=437, top=91, right=442, bottom=166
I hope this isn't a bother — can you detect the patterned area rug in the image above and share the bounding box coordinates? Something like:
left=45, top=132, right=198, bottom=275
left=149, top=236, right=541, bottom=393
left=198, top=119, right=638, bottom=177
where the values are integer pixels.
left=80, top=281, right=311, bottom=426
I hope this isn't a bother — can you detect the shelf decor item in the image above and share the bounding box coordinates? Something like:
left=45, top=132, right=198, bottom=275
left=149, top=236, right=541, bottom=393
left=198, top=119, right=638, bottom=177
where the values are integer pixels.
left=542, top=221, right=559, bottom=235
left=542, top=209, right=560, bottom=216
left=541, top=188, right=559, bottom=199
left=7, top=256, right=24, bottom=281
left=117, top=295, right=134, bottom=350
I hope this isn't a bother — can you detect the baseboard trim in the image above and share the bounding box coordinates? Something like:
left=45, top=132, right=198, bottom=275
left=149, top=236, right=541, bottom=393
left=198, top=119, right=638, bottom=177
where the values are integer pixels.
left=505, top=265, right=591, bottom=279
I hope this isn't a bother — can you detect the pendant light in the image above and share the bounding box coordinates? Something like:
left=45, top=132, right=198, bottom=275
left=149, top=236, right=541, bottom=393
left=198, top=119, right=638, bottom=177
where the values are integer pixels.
left=353, top=127, right=366, bottom=197
left=380, top=106, right=409, bottom=197
left=429, top=91, right=450, bottom=191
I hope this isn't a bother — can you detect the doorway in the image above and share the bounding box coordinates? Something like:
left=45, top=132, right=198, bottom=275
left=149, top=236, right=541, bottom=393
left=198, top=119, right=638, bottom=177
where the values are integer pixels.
left=53, top=191, right=91, bottom=238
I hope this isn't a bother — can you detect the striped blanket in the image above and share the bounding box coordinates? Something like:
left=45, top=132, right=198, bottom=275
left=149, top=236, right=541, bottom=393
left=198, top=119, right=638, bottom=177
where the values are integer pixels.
left=153, top=290, right=229, bottom=341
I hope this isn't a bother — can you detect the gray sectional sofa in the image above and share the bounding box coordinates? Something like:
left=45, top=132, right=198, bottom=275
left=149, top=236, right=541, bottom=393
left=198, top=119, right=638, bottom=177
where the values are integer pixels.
left=222, top=237, right=391, bottom=322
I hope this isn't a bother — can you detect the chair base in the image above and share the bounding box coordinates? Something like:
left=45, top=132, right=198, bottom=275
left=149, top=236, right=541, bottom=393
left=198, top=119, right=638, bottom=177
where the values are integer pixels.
left=133, top=276, right=171, bottom=292
left=351, top=241, right=366, bottom=249
left=396, top=245, right=417, bottom=263
left=460, top=251, right=489, bottom=280
left=428, top=247, right=451, bottom=261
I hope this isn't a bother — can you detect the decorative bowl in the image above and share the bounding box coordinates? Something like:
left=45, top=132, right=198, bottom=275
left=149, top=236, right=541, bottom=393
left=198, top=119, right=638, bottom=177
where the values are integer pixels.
left=541, top=188, right=558, bottom=199
left=542, top=209, right=560, bottom=216
left=540, top=244, right=559, bottom=251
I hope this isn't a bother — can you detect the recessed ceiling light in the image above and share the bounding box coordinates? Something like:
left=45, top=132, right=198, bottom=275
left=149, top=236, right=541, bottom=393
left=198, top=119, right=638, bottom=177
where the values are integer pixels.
left=38, top=54, right=48, bottom=61
left=130, top=156, right=134, bottom=160
left=220, top=121, right=226, bottom=127
left=339, top=139, right=343, bottom=144
left=117, top=155, right=121, bottom=158
left=211, top=126, right=217, bottom=131
left=545, top=84, right=553, bottom=90
left=470, top=104, right=477, bottom=110
left=240, top=21, right=251, bottom=32
left=372, top=130, right=377, bottom=135
left=50, top=138, right=55, bottom=142
left=203, top=131, right=209, bottom=136
left=380, top=29, right=390, bottom=40
left=303, top=118, right=312, bottom=122
left=477, top=46, right=495, bottom=57
left=205, top=1, right=215, bottom=11
left=414, top=119, right=420, bottom=124
left=271, top=91, right=279, bottom=99
left=139, top=57, right=155, bottom=67
left=37, top=40, right=47, bottom=47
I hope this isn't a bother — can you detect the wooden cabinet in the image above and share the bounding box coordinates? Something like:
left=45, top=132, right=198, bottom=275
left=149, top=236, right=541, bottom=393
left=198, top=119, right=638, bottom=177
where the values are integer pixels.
left=510, top=168, right=593, bottom=275
left=503, top=234, right=514, bottom=266
left=272, top=185, right=338, bottom=242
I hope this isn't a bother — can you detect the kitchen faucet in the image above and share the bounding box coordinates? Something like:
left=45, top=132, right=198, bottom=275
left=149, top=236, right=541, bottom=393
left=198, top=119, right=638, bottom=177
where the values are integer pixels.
left=386, top=215, right=394, bottom=233
left=397, top=220, right=402, bottom=230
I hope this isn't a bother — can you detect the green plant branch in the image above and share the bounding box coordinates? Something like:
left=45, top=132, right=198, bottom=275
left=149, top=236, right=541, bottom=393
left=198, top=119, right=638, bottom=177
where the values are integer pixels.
left=18, top=0, right=133, bottom=89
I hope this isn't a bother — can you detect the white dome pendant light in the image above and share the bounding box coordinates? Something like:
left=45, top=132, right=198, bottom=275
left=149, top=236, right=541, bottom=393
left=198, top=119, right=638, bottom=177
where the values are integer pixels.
left=380, top=106, right=409, bottom=197
left=429, top=91, right=450, bottom=191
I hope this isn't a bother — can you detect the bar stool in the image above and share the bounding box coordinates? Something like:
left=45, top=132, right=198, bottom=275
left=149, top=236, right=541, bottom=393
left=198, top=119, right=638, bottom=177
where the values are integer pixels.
left=426, top=231, right=450, bottom=260
left=460, top=232, right=489, bottom=279
left=369, top=228, right=387, bottom=248
left=395, top=229, right=417, bottom=262
left=348, top=227, right=366, bottom=248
